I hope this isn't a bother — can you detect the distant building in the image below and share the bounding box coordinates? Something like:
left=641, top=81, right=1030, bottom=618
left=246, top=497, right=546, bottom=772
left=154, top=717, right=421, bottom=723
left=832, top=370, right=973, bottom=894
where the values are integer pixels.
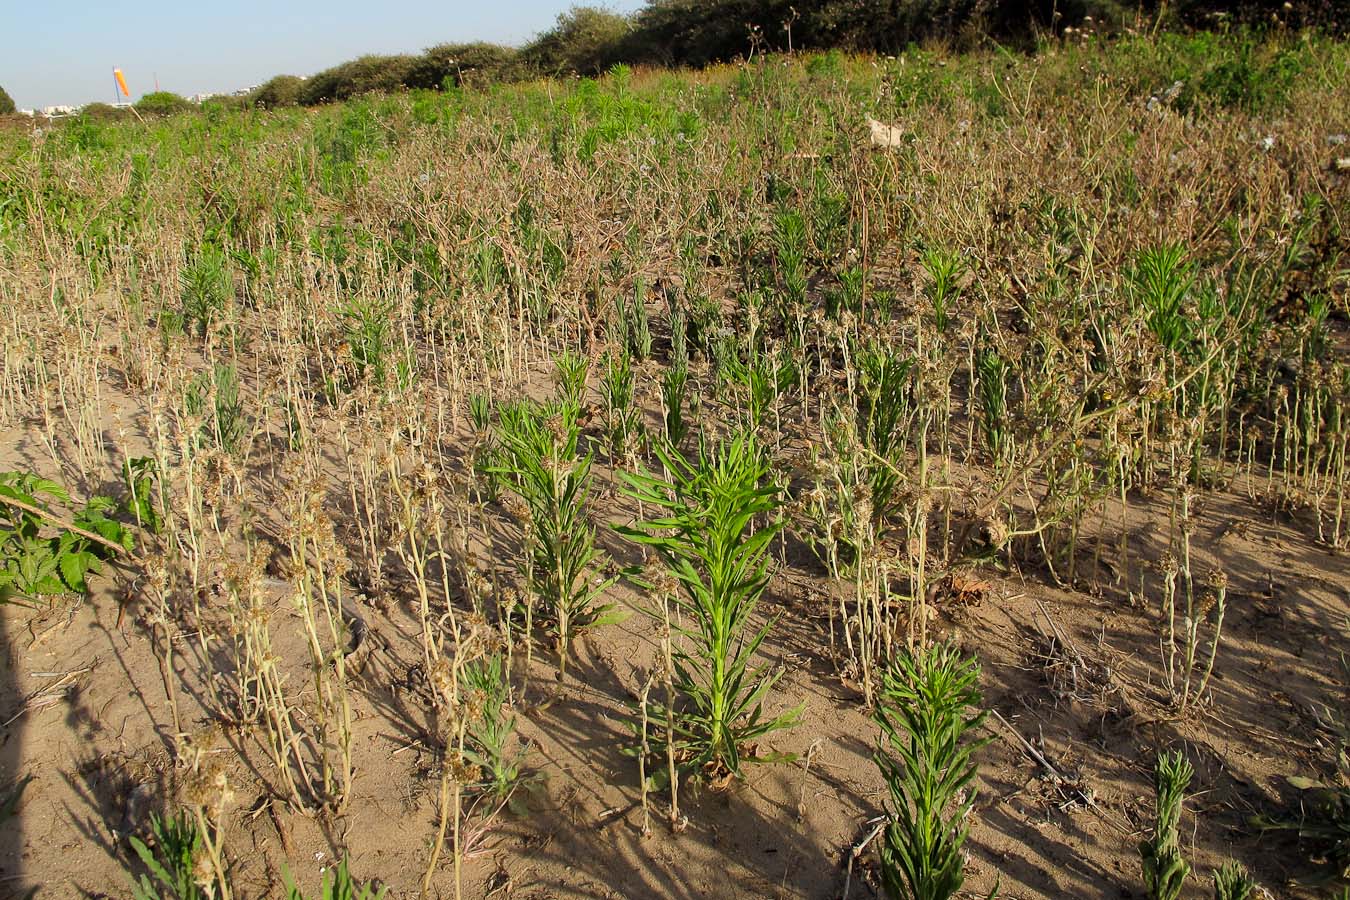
left=41, top=105, right=77, bottom=117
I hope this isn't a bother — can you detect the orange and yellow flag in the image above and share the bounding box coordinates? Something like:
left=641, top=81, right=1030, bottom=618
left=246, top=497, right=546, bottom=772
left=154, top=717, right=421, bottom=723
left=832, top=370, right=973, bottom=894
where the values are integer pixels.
left=114, top=69, right=130, bottom=97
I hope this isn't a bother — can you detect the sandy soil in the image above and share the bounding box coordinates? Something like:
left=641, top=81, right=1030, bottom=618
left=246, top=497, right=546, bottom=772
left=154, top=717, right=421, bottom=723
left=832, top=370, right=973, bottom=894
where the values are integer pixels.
left=1, top=369, right=1346, bottom=900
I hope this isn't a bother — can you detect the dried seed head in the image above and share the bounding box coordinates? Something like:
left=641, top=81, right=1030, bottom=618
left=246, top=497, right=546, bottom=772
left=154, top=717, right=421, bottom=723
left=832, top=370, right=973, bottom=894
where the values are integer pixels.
left=430, top=657, right=454, bottom=703
left=979, top=514, right=1008, bottom=549
left=184, top=759, right=235, bottom=819
left=192, top=850, right=216, bottom=890
left=447, top=752, right=478, bottom=785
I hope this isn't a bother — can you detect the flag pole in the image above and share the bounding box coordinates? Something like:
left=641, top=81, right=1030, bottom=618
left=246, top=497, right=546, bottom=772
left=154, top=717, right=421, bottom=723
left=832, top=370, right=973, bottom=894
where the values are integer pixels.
left=113, top=68, right=146, bottom=123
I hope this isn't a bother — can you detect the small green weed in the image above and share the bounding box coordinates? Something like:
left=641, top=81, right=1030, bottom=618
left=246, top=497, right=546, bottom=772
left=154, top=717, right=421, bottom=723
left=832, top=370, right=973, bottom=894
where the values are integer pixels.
left=128, top=811, right=213, bottom=900
left=0, top=473, right=132, bottom=600
left=921, top=248, right=962, bottom=335
left=494, top=400, right=620, bottom=679
left=185, top=364, right=248, bottom=457
left=614, top=280, right=653, bottom=361
left=1213, top=861, right=1256, bottom=900
left=874, top=641, right=989, bottom=900
left=179, top=244, right=234, bottom=340
left=122, top=456, right=162, bottom=534
left=284, top=858, right=386, bottom=900
left=461, top=653, right=542, bottom=809
left=619, top=433, right=801, bottom=783
left=1140, top=750, right=1193, bottom=900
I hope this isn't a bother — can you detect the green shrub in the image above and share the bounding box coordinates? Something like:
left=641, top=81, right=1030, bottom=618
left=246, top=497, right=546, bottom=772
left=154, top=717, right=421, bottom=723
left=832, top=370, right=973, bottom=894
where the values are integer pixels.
left=134, top=91, right=193, bottom=116
left=407, top=42, right=524, bottom=89
left=1159, top=31, right=1313, bottom=113
left=805, top=49, right=845, bottom=78
left=78, top=102, right=132, bottom=123
left=251, top=74, right=305, bottom=109
left=523, top=5, right=633, bottom=76
left=299, top=54, right=417, bottom=105
left=314, top=102, right=388, bottom=194
left=0, top=86, right=14, bottom=115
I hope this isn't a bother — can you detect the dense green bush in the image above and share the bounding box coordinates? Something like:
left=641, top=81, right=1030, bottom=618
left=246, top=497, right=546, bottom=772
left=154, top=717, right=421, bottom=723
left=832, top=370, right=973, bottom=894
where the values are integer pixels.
left=523, top=6, right=632, bottom=76
left=251, top=74, right=306, bottom=108
left=242, top=0, right=1342, bottom=106
left=406, top=42, right=524, bottom=88
left=0, top=86, right=14, bottom=115
left=1179, top=32, right=1312, bottom=111
left=618, top=0, right=1024, bottom=66
left=78, top=102, right=132, bottom=123
left=300, top=54, right=417, bottom=104
left=134, top=91, right=193, bottom=116
left=1172, top=0, right=1343, bottom=29
left=619, top=0, right=1334, bottom=66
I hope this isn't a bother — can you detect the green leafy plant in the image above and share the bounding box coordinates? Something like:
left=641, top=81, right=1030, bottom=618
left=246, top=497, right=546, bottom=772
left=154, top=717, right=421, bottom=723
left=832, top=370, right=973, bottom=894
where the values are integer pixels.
left=1257, top=775, right=1350, bottom=888
left=461, top=653, right=540, bottom=809
left=494, top=400, right=619, bottom=679
left=600, top=349, right=641, bottom=456
left=555, top=350, right=591, bottom=408
left=921, top=247, right=962, bottom=335
left=129, top=811, right=213, bottom=900
left=732, top=350, right=796, bottom=432
left=338, top=296, right=396, bottom=387
left=122, top=456, right=163, bottom=534
left=618, top=433, right=802, bottom=783
left=1140, top=750, right=1193, bottom=900
left=873, top=641, right=990, bottom=900
left=975, top=347, right=1011, bottom=464
left=0, top=472, right=132, bottom=600
left=614, top=279, right=653, bottom=361
left=179, top=244, right=234, bottom=339
left=773, top=209, right=809, bottom=310
left=857, top=345, right=914, bottom=523
left=1213, top=861, right=1256, bottom=900
left=1132, top=243, right=1195, bottom=357
left=284, top=857, right=386, bottom=900
left=184, top=364, right=247, bottom=457
left=663, top=360, right=689, bottom=448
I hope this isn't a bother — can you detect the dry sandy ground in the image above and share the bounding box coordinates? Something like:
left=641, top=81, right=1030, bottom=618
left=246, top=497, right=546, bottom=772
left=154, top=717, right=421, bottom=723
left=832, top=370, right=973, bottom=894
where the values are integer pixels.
left=0, top=391, right=1346, bottom=900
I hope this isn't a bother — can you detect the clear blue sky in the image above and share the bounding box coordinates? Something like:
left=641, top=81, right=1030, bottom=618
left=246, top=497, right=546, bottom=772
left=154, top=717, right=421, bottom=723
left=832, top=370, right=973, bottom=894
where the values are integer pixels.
left=2, top=1, right=644, bottom=110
